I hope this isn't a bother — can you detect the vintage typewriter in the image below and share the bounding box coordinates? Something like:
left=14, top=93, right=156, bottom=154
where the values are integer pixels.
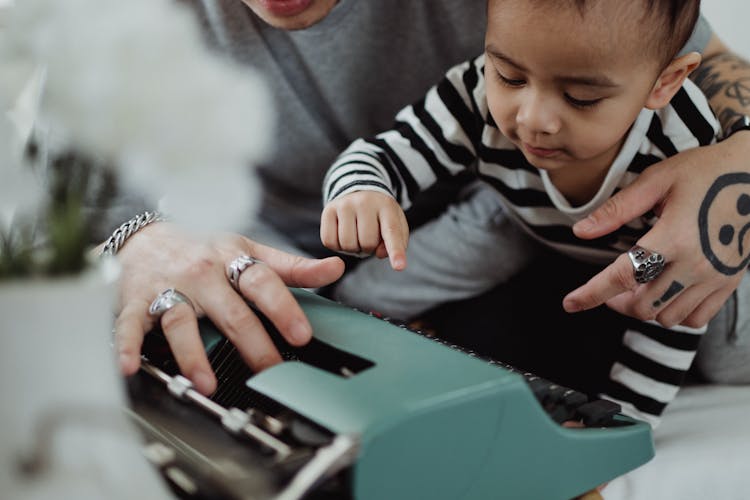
left=126, top=289, right=654, bottom=500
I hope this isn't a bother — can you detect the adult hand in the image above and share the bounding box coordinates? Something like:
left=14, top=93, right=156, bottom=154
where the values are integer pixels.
left=320, top=191, right=409, bottom=270
left=113, top=222, right=345, bottom=394
left=563, top=133, right=750, bottom=328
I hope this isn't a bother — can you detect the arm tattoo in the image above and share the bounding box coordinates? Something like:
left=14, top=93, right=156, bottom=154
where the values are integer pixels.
left=691, top=53, right=750, bottom=130
left=693, top=55, right=750, bottom=273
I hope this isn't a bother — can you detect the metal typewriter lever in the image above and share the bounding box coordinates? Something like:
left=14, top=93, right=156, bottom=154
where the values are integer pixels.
left=140, top=359, right=293, bottom=460
left=275, top=434, right=359, bottom=500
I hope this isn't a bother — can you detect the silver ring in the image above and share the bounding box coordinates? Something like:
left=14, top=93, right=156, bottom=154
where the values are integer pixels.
left=148, top=288, right=194, bottom=318
left=627, top=245, right=665, bottom=284
left=227, top=254, right=261, bottom=291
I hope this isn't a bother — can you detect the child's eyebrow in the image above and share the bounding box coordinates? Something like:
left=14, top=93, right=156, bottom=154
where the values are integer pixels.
left=485, top=45, right=620, bottom=89
left=486, top=46, right=528, bottom=72
left=556, top=74, right=620, bottom=88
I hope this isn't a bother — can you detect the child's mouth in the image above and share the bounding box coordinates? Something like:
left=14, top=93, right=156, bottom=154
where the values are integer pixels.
left=523, top=143, right=562, bottom=158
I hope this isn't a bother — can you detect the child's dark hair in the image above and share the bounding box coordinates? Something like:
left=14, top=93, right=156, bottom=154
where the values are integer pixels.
left=649, top=0, right=701, bottom=64
left=571, top=0, right=701, bottom=66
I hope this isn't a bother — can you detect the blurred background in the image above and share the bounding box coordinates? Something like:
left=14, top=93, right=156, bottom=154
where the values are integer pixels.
left=0, top=1, right=746, bottom=56
left=1, top=0, right=747, bottom=55
left=703, top=0, right=749, bottom=58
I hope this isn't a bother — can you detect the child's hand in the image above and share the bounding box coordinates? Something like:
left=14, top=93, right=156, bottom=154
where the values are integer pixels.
left=321, top=191, right=409, bottom=270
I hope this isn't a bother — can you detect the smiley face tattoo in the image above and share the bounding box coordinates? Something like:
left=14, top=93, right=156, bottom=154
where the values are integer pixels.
left=652, top=173, right=750, bottom=310
left=699, top=172, right=750, bottom=275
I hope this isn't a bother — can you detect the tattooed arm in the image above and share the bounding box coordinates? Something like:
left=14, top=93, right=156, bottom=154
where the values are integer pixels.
left=562, top=35, right=750, bottom=329
left=693, top=36, right=750, bottom=130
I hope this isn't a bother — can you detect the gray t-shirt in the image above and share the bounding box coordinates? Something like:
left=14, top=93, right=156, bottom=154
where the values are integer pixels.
left=187, top=0, right=489, bottom=255
left=181, top=0, right=712, bottom=256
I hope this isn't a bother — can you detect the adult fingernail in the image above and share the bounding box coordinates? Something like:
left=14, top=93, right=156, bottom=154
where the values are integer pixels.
left=563, top=299, right=582, bottom=313
left=193, top=371, right=216, bottom=395
left=118, top=352, right=133, bottom=372
left=575, top=217, right=595, bottom=233
left=291, top=320, right=312, bottom=344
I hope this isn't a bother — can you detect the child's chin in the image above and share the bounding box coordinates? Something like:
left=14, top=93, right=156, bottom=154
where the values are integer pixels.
left=522, top=154, right=561, bottom=172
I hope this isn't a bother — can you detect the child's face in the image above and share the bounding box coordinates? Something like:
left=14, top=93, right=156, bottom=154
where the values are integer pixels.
left=484, top=0, right=663, bottom=174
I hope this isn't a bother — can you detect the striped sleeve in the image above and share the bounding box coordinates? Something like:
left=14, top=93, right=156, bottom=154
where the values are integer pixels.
left=602, top=319, right=706, bottom=427
left=323, top=55, right=486, bottom=209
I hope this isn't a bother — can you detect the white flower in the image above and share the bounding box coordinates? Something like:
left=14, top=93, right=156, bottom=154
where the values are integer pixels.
left=0, top=0, right=272, bottom=232
left=0, top=123, right=43, bottom=228
left=0, top=74, right=45, bottom=227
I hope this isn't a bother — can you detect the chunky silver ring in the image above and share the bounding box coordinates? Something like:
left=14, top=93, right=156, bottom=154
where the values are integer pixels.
left=627, top=245, right=665, bottom=284
left=227, top=254, right=261, bottom=291
left=149, top=288, right=194, bottom=318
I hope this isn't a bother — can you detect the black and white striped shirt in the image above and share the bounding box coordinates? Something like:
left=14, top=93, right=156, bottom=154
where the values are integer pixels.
left=323, top=54, right=719, bottom=425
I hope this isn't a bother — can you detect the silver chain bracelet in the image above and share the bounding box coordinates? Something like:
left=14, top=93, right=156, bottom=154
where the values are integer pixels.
left=100, top=210, right=165, bottom=257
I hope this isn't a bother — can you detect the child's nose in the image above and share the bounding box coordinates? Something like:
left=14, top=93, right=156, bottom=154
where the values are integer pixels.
left=516, top=93, right=561, bottom=135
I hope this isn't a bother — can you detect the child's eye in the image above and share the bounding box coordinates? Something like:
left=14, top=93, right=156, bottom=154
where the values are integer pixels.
left=565, top=93, right=602, bottom=109
left=497, top=71, right=526, bottom=87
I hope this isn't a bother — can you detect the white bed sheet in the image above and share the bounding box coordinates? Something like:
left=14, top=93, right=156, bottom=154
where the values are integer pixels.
left=603, top=385, right=750, bottom=500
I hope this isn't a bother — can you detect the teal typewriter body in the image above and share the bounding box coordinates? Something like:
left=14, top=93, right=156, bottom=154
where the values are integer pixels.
left=130, top=289, right=654, bottom=500
left=249, top=290, right=653, bottom=499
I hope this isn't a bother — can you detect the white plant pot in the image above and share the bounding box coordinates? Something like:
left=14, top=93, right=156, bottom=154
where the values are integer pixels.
left=0, top=262, right=170, bottom=499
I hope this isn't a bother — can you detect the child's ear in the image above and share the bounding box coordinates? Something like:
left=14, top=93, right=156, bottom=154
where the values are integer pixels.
left=645, top=52, right=702, bottom=110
